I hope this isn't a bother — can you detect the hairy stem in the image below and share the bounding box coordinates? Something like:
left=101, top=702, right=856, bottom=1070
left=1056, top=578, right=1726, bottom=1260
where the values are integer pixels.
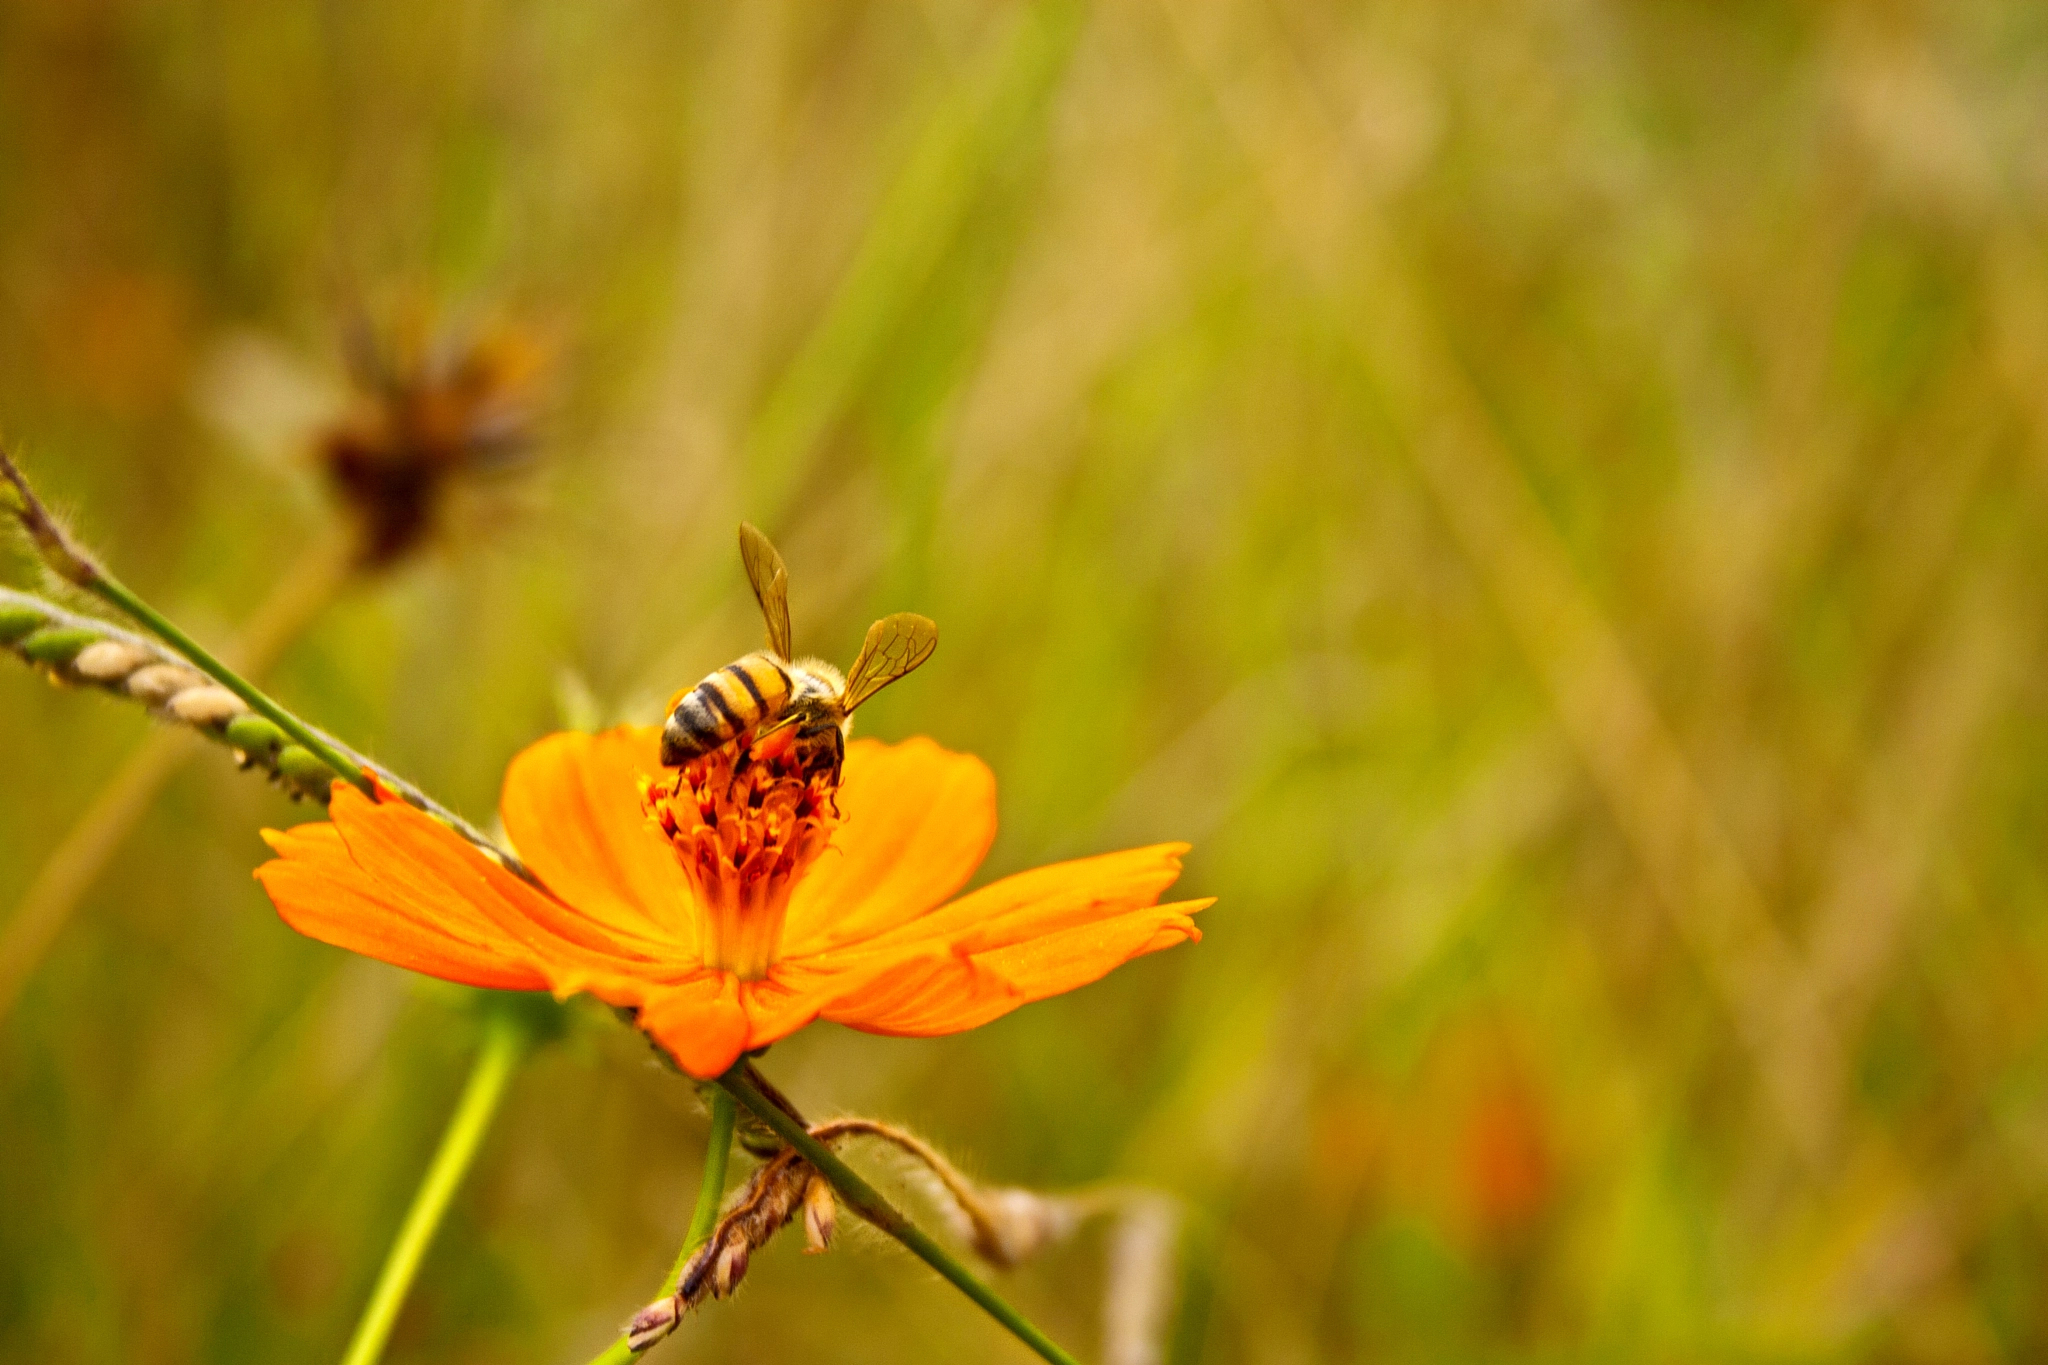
left=340, top=1004, right=533, bottom=1365
left=717, top=1065, right=1082, bottom=1365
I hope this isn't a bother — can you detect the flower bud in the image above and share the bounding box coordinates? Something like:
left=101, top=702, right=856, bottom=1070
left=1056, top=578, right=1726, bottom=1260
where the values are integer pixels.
left=803, top=1174, right=837, bottom=1254
left=225, top=714, right=289, bottom=758
left=276, top=744, right=336, bottom=792
left=712, top=1241, right=749, bottom=1296
left=625, top=1297, right=679, bottom=1352
left=972, top=1185, right=1084, bottom=1269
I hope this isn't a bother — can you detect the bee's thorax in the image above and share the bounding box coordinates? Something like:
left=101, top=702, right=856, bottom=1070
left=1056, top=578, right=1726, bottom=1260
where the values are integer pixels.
left=785, top=658, right=846, bottom=710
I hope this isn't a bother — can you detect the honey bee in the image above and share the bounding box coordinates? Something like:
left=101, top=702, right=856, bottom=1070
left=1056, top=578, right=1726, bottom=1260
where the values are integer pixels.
left=661, top=524, right=938, bottom=774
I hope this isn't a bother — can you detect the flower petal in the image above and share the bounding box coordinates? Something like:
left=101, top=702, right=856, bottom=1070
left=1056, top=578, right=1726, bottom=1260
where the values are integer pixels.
left=499, top=726, right=699, bottom=951
left=327, top=784, right=657, bottom=965
left=635, top=971, right=753, bottom=1078
left=258, top=783, right=682, bottom=988
left=831, top=901, right=1206, bottom=1036
left=779, top=737, right=996, bottom=956
left=847, top=843, right=1197, bottom=957
left=610, top=966, right=899, bottom=1079
left=257, top=803, right=547, bottom=990
left=736, top=940, right=961, bottom=1053
left=812, top=843, right=1210, bottom=1036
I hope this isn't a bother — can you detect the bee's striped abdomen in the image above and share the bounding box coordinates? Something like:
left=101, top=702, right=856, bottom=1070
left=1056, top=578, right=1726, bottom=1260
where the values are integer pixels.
left=661, top=652, right=794, bottom=766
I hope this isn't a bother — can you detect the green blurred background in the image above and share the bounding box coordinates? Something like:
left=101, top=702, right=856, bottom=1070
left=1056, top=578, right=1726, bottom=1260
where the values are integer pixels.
left=6, top=0, right=2048, bottom=1360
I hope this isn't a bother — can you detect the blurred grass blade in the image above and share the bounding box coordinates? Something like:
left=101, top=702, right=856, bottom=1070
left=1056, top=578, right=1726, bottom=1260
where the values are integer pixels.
left=743, top=0, right=1084, bottom=518
left=340, top=1002, right=536, bottom=1365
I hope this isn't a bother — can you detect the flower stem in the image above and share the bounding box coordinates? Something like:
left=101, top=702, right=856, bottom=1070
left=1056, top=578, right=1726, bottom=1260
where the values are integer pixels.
left=679, top=1089, right=738, bottom=1273
left=579, top=1088, right=737, bottom=1365
left=716, top=1065, right=1082, bottom=1365
left=340, top=1003, right=533, bottom=1365
left=86, top=571, right=375, bottom=796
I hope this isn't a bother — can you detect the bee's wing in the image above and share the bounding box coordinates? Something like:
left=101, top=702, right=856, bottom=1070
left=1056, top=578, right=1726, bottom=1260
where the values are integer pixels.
left=842, top=613, right=938, bottom=714
left=738, top=522, right=793, bottom=660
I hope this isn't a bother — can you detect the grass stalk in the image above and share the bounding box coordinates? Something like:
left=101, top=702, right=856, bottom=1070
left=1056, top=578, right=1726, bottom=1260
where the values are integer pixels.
left=86, top=571, right=374, bottom=796
left=1, top=447, right=367, bottom=794
left=0, top=535, right=352, bottom=1022
left=0, top=585, right=527, bottom=882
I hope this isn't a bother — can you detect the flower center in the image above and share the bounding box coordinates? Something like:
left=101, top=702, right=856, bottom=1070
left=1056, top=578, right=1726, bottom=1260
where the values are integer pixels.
left=642, top=729, right=841, bottom=980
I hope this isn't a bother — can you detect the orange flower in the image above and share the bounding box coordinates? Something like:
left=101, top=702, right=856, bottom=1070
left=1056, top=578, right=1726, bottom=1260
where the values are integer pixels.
left=255, top=727, right=1208, bottom=1077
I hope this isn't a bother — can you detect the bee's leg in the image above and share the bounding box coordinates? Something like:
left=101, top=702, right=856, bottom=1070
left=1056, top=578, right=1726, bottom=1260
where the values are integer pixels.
left=787, top=717, right=844, bottom=781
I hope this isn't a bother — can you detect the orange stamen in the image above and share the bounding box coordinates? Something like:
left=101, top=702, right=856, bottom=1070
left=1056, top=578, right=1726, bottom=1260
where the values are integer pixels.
left=643, top=733, right=840, bottom=980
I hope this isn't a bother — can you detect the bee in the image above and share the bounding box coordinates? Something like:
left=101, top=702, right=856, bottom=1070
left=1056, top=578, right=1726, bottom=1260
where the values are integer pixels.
left=661, top=523, right=938, bottom=774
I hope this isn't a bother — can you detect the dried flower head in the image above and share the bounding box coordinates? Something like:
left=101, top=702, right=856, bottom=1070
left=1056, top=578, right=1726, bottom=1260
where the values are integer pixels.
left=319, top=314, right=547, bottom=568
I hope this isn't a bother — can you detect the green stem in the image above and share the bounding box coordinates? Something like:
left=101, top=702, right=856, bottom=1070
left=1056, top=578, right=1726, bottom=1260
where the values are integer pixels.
left=678, top=1089, right=738, bottom=1272
left=88, top=573, right=375, bottom=796
left=340, top=1007, right=532, bottom=1365
left=716, top=1065, right=1082, bottom=1365
left=581, top=1088, right=738, bottom=1365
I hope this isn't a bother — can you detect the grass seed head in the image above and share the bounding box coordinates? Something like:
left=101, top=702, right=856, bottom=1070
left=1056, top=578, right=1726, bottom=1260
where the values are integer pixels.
left=0, top=447, right=103, bottom=588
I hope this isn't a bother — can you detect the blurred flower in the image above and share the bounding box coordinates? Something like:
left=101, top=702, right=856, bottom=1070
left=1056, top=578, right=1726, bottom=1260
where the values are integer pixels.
left=255, top=727, right=1208, bottom=1077
left=1457, top=1082, right=1552, bottom=1247
left=318, top=315, right=548, bottom=568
